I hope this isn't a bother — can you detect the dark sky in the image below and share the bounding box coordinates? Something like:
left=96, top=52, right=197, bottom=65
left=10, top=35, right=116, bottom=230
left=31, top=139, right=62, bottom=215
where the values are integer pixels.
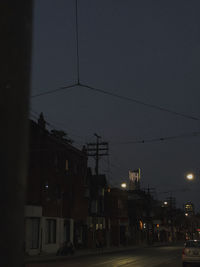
left=31, top=0, right=200, bottom=210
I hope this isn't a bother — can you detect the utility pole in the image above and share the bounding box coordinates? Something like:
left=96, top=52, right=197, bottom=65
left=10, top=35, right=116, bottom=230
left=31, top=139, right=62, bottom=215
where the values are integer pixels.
left=86, top=134, right=108, bottom=248
left=86, top=133, right=109, bottom=175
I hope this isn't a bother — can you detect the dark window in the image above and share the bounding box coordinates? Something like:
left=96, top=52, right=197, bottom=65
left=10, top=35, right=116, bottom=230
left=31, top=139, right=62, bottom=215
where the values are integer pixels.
left=45, top=219, right=56, bottom=244
left=30, top=218, right=40, bottom=249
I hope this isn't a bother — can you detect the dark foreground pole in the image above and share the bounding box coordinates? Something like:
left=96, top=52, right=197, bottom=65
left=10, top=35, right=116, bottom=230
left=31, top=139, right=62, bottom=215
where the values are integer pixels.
left=0, top=1, right=32, bottom=266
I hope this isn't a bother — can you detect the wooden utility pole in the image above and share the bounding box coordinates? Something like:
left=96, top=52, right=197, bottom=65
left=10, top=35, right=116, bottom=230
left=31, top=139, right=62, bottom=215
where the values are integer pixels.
left=86, top=133, right=109, bottom=175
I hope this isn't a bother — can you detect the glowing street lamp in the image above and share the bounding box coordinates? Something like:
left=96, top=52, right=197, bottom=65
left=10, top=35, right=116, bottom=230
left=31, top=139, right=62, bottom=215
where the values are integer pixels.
left=186, top=173, right=194, bottom=181
left=121, top=182, right=127, bottom=189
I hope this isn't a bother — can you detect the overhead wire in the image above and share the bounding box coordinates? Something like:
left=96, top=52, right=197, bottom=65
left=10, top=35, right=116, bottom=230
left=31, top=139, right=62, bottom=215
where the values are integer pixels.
left=29, top=3, right=200, bottom=207
left=30, top=110, right=200, bottom=145
left=80, top=83, right=200, bottom=121
left=111, top=131, right=200, bottom=145
left=75, top=0, right=80, bottom=83
left=31, top=0, right=200, bottom=122
left=30, top=109, right=200, bottom=145
left=31, top=81, right=200, bottom=121
left=31, top=83, right=77, bottom=98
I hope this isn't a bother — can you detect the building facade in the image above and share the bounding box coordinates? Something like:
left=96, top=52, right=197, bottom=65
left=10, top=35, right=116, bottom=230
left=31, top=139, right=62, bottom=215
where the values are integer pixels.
left=25, top=114, right=89, bottom=255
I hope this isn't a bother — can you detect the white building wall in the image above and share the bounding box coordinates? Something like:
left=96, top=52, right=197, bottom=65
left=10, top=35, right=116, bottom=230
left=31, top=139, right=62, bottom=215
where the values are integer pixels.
left=24, top=205, right=42, bottom=255
left=25, top=205, right=42, bottom=217
left=25, top=206, right=74, bottom=255
left=41, top=217, right=60, bottom=253
left=41, top=217, right=74, bottom=253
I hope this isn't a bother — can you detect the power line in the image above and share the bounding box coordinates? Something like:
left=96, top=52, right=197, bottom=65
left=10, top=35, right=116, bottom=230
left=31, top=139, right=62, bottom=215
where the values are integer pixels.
left=73, top=3, right=199, bottom=122
left=75, top=0, right=80, bottom=83
left=30, top=0, right=200, bottom=122
left=111, top=131, right=200, bottom=145
left=80, top=83, right=200, bottom=121
left=31, top=82, right=200, bottom=121
left=31, top=83, right=77, bottom=98
left=30, top=109, right=200, bottom=145
left=30, top=110, right=200, bottom=145
left=157, top=189, right=189, bottom=195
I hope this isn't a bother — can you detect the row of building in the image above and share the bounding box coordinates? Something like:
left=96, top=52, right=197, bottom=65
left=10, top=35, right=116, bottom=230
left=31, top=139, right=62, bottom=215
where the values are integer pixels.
left=25, top=113, right=199, bottom=255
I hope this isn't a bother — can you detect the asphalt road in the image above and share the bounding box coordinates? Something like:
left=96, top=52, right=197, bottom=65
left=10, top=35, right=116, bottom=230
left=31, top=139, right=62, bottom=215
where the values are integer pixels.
left=26, top=245, right=183, bottom=267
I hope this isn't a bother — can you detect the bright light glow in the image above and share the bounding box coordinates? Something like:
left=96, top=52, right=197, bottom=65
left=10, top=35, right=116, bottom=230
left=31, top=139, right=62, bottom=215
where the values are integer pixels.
left=185, top=213, right=188, bottom=216
left=164, top=201, right=168, bottom=205
left=121, top=182, right=127, bottom=188
left=186, top=173, right=194, bottom=180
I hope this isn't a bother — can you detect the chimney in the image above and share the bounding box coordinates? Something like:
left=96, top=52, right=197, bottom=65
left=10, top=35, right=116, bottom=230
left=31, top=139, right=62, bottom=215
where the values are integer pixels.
left=38, top=112, right=46, bottom=129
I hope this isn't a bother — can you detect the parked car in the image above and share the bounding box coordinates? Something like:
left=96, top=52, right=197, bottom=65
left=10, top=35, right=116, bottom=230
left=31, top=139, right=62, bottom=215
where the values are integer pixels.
left=182, top=240, right=200, bottom=266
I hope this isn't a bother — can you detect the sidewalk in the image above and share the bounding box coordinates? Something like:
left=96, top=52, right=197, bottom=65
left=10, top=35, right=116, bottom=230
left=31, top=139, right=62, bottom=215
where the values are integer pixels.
left=24, top=242, right=171, bottom=264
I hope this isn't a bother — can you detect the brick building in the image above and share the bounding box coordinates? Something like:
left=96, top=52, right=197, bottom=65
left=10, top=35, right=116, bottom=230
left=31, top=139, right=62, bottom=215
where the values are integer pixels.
left=25, top=114, right=89, bottom=255
left=105, top=188, right=129, bottom=246
left=87, top=170, right=108, bottom=248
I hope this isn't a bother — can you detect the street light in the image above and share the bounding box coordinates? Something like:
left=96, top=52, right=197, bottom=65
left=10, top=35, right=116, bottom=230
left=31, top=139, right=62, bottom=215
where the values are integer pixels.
left=121, top=182, right=127, bottom=189
left=186, top=173, right=194, bottom=181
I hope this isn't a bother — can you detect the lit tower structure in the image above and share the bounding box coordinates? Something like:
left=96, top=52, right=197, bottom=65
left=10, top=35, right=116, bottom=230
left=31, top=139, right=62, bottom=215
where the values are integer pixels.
left=129, top=169, right=141, bottom=190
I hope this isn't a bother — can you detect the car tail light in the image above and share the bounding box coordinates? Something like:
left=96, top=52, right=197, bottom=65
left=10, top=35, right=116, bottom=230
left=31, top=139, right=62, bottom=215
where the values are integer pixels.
left=182, top=248, right=185, bottom=255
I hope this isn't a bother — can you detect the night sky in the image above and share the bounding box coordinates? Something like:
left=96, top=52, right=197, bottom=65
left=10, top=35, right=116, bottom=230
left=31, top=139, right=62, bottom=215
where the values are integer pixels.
left=30, top=0, right=200, bottom=210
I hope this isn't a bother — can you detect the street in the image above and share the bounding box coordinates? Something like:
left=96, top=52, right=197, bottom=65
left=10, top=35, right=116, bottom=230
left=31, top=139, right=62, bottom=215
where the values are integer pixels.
left=26, top=245, right=183, bottom=267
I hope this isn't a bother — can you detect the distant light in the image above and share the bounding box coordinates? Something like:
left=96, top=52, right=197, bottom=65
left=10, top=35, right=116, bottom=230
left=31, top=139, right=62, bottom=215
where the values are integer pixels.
left=164, top=201, right=168, bottom=205
left=143, top=223, right=146, bottom=229
left=45, top=184, right=49, bottom=189
left=156, top=224, right=159, bottom=228
left=186, top=173, right=194, bottom=180
left=185, top=213, right=188, bottom=216
left=121, top=182, right=127, bottom=188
